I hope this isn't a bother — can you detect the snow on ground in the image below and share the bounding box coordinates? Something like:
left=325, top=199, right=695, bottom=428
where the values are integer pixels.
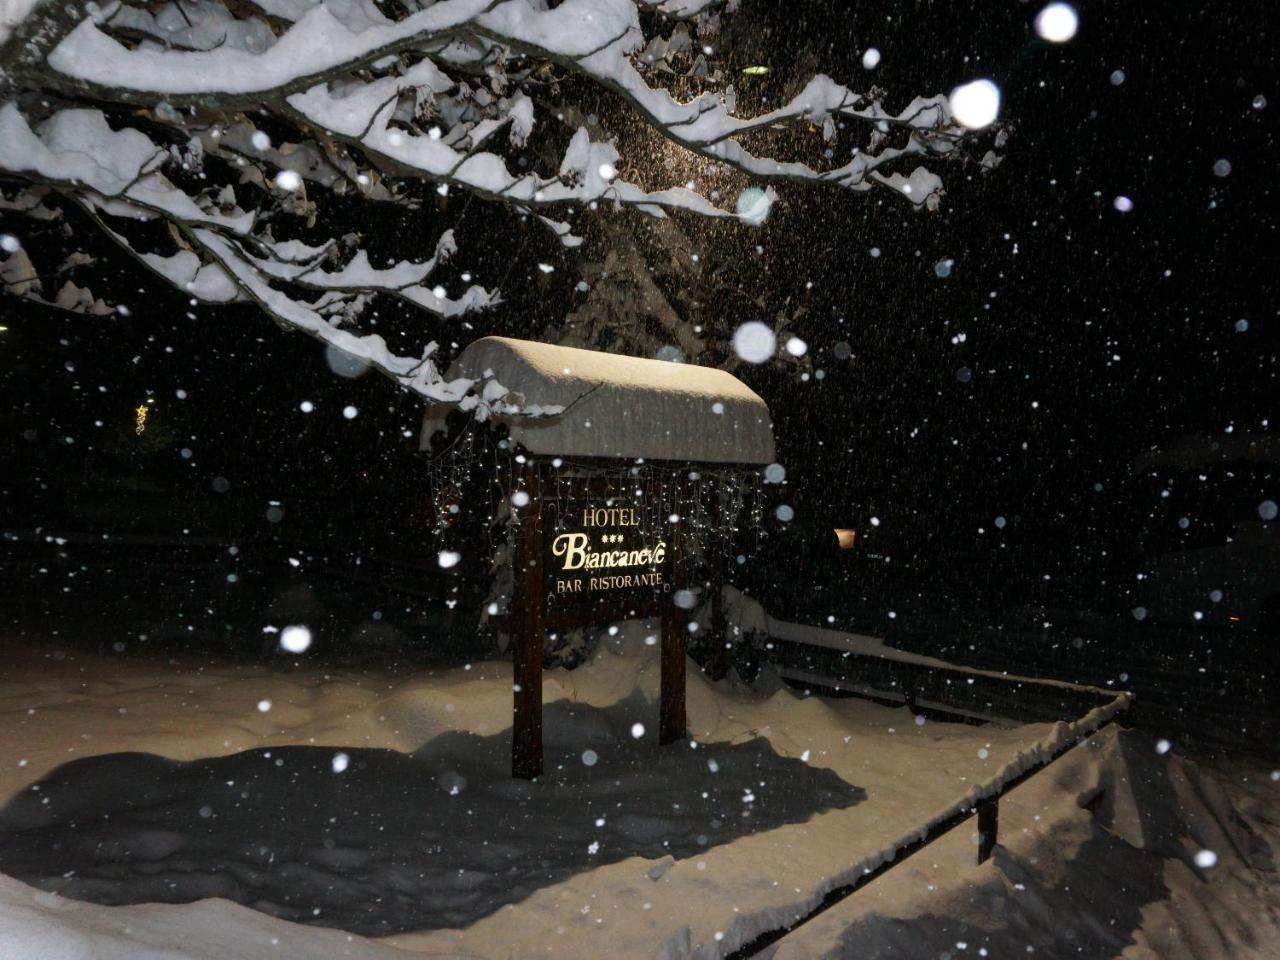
left=0, top=623, right=1275, bottom=959
left=766, top=728, right=1280, bottom=959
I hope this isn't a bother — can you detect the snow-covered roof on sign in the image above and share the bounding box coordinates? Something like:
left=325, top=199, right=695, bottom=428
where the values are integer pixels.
left=427, top=336, right=775, bottom=464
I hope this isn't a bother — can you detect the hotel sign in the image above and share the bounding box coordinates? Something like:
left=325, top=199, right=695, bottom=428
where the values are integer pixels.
left=542, top=500, right=672, bottom=616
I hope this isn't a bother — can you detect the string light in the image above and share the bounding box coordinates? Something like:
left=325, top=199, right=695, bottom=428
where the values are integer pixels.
left=135, top=404, right=149, bottom=435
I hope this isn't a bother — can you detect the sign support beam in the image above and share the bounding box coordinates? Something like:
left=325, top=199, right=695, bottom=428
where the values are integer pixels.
left=512, top=462, right=544, bottom=780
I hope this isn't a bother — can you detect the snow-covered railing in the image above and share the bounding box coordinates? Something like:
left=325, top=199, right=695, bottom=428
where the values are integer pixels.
left=715, top=588, right=1132, bottom=958
left=726, top=686, right=1129, bottom=958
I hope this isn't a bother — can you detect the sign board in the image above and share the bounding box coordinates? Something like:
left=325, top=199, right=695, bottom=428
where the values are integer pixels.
left=542, top=498, right=672, bottom=622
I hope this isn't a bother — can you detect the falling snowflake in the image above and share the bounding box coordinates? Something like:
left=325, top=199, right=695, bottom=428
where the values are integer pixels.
left=949, top=79, right=1000, bottom=129
left=1194, top=849, right=1218, bottom=868
left=735, top=187, right=773, bottom=225
left=275, top=170, right=303, bottom=191
left=733, top=321, right=776, bottom=363
left=280, top=625, right=312, bottom=654
left=1034, top=3, right=1079, bottom=42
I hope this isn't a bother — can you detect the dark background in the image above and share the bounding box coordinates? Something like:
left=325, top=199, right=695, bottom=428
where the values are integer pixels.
left=1, top=0, right=1276, bottom=720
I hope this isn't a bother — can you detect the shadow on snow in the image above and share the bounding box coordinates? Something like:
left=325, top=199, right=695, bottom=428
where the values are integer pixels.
left=0, top=693, right=864, bottom=936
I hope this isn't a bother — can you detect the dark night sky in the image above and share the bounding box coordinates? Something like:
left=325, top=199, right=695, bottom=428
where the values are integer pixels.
left=1, top=0, right=1276, bottom=620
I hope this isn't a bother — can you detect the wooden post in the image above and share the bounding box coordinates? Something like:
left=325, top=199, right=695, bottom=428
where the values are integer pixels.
left=512, top=463, right=544, bottom=779
left=659, top=487, right=688, bottom=745
left=976, top=796, right=998, bottom=864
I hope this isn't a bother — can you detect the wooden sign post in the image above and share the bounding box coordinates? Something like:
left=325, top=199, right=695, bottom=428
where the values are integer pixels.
left=419, top=336, right=776, bottom=781
left=511, top=462, right=545, bottom=780
left=509, top=464, right=688, bottom=778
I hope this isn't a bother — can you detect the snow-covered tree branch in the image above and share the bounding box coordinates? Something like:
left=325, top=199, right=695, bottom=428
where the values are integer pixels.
left=0, top=0, right=1002, bottom=410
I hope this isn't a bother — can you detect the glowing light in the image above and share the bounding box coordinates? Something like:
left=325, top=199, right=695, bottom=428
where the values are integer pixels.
left=785, top=336, right=808, bottom=357
left=834, top=528, right=856, bottom=549
left=1114, top=195, right=1134, bottom=212
left=135, top=404, right=148, bottom=435
left=438, top=550, right=461, bottom=569
left=949, top=79, right=1000, bottom=129
left=862, top=48, right=881, bottom=70
left=741, top=65, right=769, bottom=76
left=1034, top=3, right=1079, bottom=42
